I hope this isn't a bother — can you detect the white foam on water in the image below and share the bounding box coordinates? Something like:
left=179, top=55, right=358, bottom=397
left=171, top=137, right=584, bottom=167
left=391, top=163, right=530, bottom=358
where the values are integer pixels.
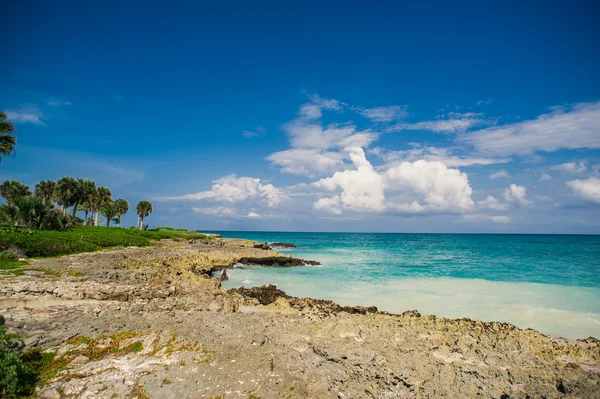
left=224, top=268, right=600, bottom=339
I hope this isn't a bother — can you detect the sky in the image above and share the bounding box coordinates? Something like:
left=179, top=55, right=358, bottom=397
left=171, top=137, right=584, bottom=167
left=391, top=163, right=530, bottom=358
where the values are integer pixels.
left=2, top=0, right=600, bottom=233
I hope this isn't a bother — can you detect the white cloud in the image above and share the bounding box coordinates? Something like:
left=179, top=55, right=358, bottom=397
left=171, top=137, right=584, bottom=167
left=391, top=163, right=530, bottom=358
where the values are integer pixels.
left=266, top=149, right=344, bottom=177
left=384, top=160, right=474, bottom=212
left=550, top=162, right=587, bottom=173
left=567, top=177, right=600, bottom=203
left=193, top=206, right=236, bottom=217
left=504, top=184, right=531, bottom=205
left=267, top=96, right=379, bottom=177
left=539, top=173, right=553, bottom=182
left=459, top=101, right=600, bottom=156
left=312, top=148, right=474, bottom=215
left=247, top=212, right=262, bottom=218
left=489, top=170, right=510, bottom=179
left=463, top=214, right=511, bottom=223
left=313, top=196, right=343, bottom=215
left=163, top=175, right=285, bottom=207
left=392, top=112, right=488, bottom=134
left=374, top=146, right=510, bottom=167
left=5, top=109, right=45, bottom=126
left=313, top=148, right=385, bottom=213
left=359, top=106, right=407, bottom=123
left=477, top=195, right=509, bottom=211
left=491, top=216, right=511, bottom=223
left=242, top=126, right=266, bottom=138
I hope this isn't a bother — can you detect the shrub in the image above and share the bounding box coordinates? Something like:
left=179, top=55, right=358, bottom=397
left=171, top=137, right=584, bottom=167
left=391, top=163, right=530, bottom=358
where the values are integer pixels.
left=0, top=227, right=152, bottom=257
left=0, top=251, right=17, bottom=262
left=0, top=315, right=51, bottom=398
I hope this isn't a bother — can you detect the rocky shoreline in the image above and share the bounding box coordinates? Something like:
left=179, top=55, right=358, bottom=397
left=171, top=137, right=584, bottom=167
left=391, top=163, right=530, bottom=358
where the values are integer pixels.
left=1, top=237, right=599, bottom=398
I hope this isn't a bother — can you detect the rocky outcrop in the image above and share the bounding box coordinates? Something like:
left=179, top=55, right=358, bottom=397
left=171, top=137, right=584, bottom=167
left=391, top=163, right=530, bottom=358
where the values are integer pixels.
left=271, top=242, right=297, bottom=248
left=1, top=240, right=600, bottom=398
left=237, top=256, right=321, bottom=267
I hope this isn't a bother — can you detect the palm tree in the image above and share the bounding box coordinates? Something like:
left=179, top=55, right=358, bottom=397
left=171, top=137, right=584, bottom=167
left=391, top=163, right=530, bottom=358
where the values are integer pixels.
left=12, top=196, right=50, bottom=229
left=35, top=180, right=56, bottom=205
left=114, top=198, right=129, bottom=227
left=93, top=186, right=112, bottom=226
left=0, top=180, right=31, bottom=206
left=135, top=200, right=153, bottom=229
left=100, top=201, right=117, bottom=227
left=53, top=177, right=78, bottom=215
left=0, top=112, right=17, bottom=164
left=76, top=178, right=96, bottom=220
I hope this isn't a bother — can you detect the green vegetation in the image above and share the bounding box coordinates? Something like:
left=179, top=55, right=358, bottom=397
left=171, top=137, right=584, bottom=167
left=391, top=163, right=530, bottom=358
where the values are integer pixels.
left=0, top=226, right=151, bottom=257
left=135, top=200, right=153, bottom=230
left=0, top=315, right=54, bottom=398
left=1, top=176, right=154, bottom=230
left=0, top=112, right=17, bottom=164
left=0, top=226, right=212, bottom=258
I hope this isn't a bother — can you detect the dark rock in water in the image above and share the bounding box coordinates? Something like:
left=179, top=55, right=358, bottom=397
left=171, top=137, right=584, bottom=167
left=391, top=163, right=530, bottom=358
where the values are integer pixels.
left=237, top=256, right=320, bottom=267
left=220, top=269, right=229, bottom=281
left=271, top=242, right=297, bottom=248
left=228, top=284, right=378, bottom=316
left=253, top=242, right=272, bottom=250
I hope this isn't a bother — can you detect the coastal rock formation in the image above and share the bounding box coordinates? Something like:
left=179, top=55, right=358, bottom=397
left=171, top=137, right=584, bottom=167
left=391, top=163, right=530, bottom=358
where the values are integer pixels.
left=1, top=239, right=599, bottom=398
left=271, top=242, right=297, bottom=248
left=238, top=256, right=321, bottom=267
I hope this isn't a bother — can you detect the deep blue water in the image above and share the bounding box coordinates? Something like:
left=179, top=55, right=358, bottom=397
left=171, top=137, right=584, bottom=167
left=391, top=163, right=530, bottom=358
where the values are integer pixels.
left=211, top=232, right=600, bottom=338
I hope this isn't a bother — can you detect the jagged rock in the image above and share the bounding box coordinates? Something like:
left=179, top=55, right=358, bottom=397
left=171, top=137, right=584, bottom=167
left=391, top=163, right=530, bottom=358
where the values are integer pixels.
left=253, top=242, right=272, bottom=250
left=271, top=242, right=297, bottom=248
left=238, top=256, right=321, bottom=267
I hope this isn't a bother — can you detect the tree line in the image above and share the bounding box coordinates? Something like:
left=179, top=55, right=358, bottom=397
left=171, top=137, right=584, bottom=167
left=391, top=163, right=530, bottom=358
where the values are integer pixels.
left=1, top=112, right=154, bottom=230
left=0, top=178, right=153, bottom=230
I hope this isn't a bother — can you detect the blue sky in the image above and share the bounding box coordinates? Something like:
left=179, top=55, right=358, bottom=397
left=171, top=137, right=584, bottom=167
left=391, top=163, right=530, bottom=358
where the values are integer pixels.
left=2, top=0, right=600, bottom=233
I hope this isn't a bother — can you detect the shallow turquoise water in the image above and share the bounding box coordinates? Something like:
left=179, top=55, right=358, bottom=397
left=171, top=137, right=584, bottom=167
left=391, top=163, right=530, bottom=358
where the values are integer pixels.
left=214, top=232, right=600, bottom=339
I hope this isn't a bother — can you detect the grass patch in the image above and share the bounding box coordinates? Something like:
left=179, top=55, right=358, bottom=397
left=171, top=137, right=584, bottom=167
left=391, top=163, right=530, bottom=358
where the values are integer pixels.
left=0, top=226, right=214, bottom=258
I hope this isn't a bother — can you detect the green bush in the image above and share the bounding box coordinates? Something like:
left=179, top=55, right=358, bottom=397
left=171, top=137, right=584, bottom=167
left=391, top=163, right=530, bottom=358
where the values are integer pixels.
left=0, top=226, right=152, bottom=257
left=0, top=251, right=17, bottom=262
left=0, top=315, right=52, bottom=398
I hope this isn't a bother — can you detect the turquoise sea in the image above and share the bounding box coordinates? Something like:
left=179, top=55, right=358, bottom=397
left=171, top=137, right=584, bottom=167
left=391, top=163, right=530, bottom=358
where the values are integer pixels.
left=215, top=232, right=600, bottom=339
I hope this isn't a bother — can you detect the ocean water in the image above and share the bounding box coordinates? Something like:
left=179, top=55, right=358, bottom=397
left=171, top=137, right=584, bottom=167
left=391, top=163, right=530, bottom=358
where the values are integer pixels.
left=214, top=232, right=600, bottom=339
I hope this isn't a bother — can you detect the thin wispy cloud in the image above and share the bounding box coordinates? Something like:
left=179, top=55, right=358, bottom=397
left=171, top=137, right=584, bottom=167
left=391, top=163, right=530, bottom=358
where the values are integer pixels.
left=459, top=101, right=600, bottom=156
left=242, top=126, right=267, bottom=138
left=391, top=112, right=490, bottom=134
left=489, top=170, right=510, bottom=179
left=5, top=108, right=45, bottom=126
left=359, top=105, right=407, bottom=123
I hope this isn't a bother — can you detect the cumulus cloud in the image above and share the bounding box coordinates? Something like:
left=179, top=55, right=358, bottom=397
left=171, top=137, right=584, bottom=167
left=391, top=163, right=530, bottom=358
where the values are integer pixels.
left=359, top=106, right=407, bottom=123
left=567, top=177, right=600, bottom=203
left=163, top=175, right=285, bottom=206
left=459, top=101, right=600, bottom=156
left=504, top=184, right=531, bottom=205
left=267, top=96, right=378, bottom=177
left=313, top=148, right=386, bottom=213
left=477, top=195, right=510, bottom=211
left=247, top=212, right=262, bottom=218
left=267, top=149, right=344, bottom=177
left=489, top=170, right=510, bottom=179
left=539, top=173, right=553, bottom=182
left=550, top=162, right=587, bottom=173
left=392, top=112, right=488, bottom=134
left=312, top=148, right=474, bottom=215
left=384, top=160, right=474, bottom=212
